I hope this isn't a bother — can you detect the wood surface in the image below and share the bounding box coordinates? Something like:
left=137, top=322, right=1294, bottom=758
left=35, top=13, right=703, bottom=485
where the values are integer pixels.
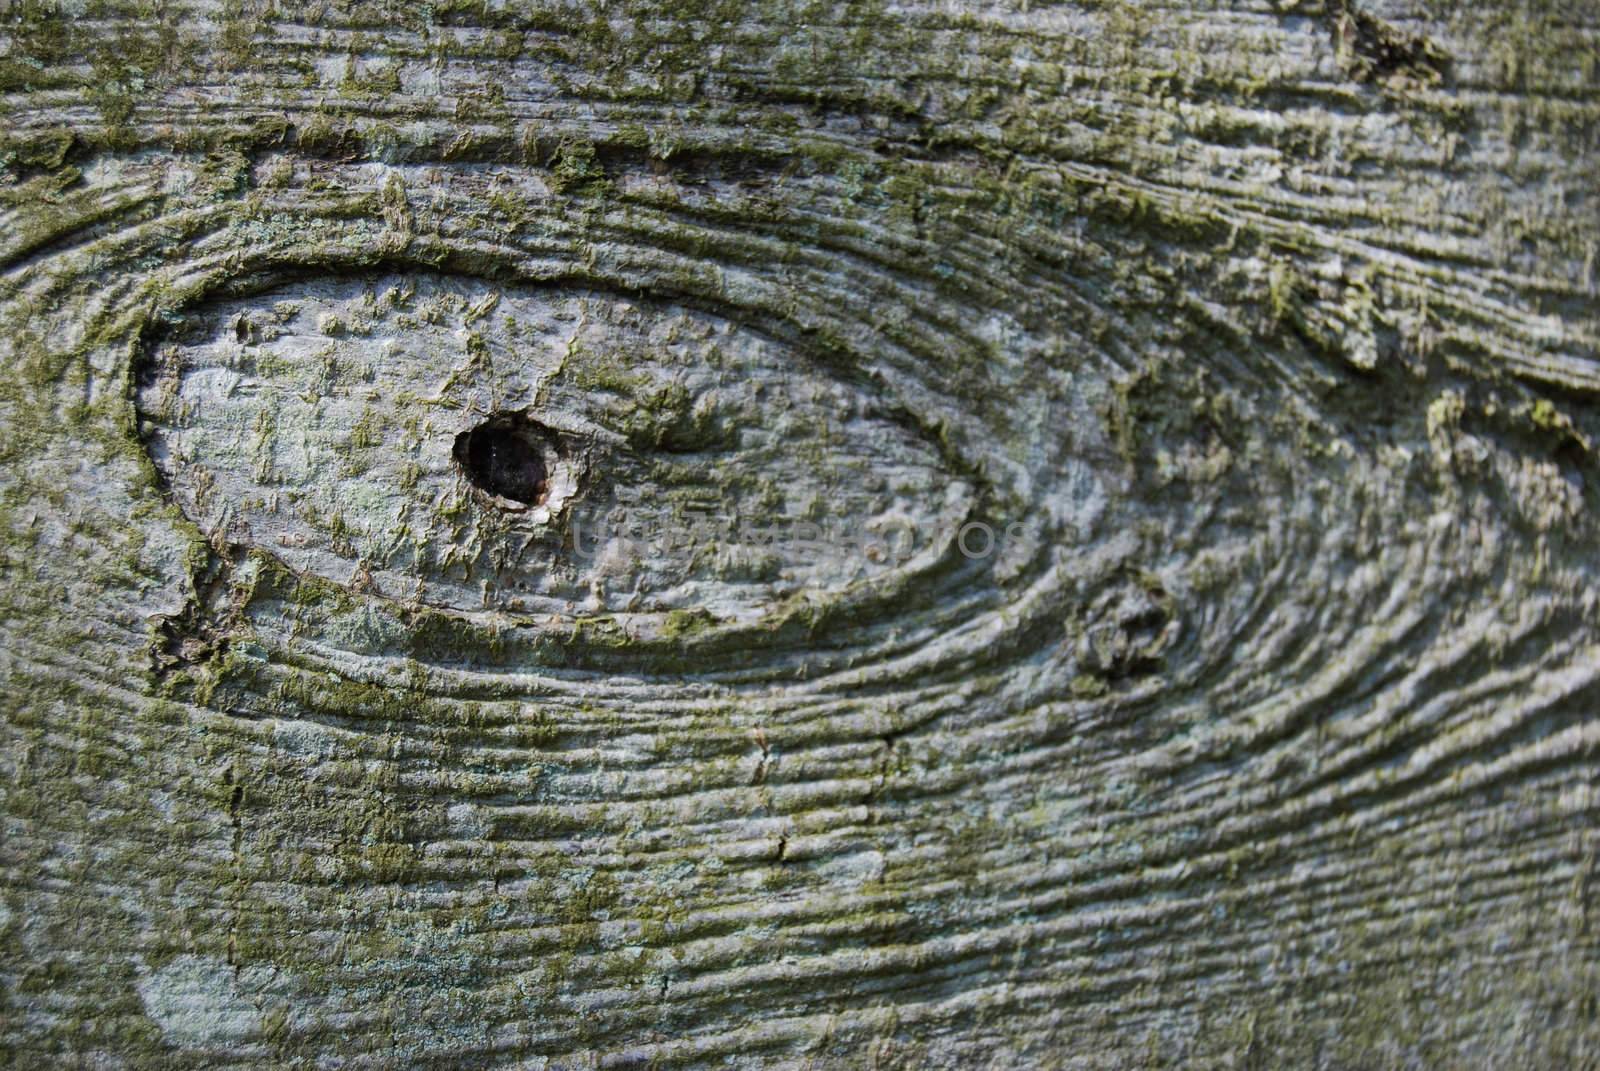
left=2, top=0, right=1599, bottom=1066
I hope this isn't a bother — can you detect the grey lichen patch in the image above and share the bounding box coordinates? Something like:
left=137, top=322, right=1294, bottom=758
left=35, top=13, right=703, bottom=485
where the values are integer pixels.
left=136, top=954, right=274, bottom=1051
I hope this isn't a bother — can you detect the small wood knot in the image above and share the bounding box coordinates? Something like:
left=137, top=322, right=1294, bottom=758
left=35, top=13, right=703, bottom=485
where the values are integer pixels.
left=453, top=412, right=551, bottom=507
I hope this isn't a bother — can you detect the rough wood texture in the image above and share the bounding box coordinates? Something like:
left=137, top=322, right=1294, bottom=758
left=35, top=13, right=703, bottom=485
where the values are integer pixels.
left=2, top=0, right=1598, bottom=1066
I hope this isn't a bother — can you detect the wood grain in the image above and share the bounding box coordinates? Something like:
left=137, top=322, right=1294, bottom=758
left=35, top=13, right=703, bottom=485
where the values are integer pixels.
left=1, top=0, right=1598, bottom=1066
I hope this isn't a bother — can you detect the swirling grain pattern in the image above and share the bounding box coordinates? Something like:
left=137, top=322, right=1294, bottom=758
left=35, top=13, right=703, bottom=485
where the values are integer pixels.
left=1, top=0, right=1598, bottom=1066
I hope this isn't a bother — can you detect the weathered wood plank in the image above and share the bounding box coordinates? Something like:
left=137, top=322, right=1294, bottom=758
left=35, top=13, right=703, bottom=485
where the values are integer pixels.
left=1, top=0, right=1598, bottom=1066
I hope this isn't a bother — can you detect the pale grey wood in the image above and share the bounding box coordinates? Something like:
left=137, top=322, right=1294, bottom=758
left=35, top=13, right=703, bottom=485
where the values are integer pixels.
left=1, top=0, right=1598, bottom=1066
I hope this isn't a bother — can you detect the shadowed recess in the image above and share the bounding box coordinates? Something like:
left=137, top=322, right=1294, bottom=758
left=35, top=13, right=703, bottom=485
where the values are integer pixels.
left=454, top=411, right=553, bottom=507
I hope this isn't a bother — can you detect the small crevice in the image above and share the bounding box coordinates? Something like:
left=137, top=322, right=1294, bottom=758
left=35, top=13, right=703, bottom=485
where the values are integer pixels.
left=149, top=547, right=244, bottom=685
left=1332, top=2, right=1451, bottom=91
left=224, top=763, right=244, bottom=969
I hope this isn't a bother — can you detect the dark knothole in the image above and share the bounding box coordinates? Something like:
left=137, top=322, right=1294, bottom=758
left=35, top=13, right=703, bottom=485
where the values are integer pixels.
left=453, top=412, right=552, bottom=507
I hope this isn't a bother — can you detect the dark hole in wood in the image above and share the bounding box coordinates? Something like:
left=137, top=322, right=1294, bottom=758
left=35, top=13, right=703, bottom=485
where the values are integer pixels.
left=453, top=414, right=549, bottom=506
